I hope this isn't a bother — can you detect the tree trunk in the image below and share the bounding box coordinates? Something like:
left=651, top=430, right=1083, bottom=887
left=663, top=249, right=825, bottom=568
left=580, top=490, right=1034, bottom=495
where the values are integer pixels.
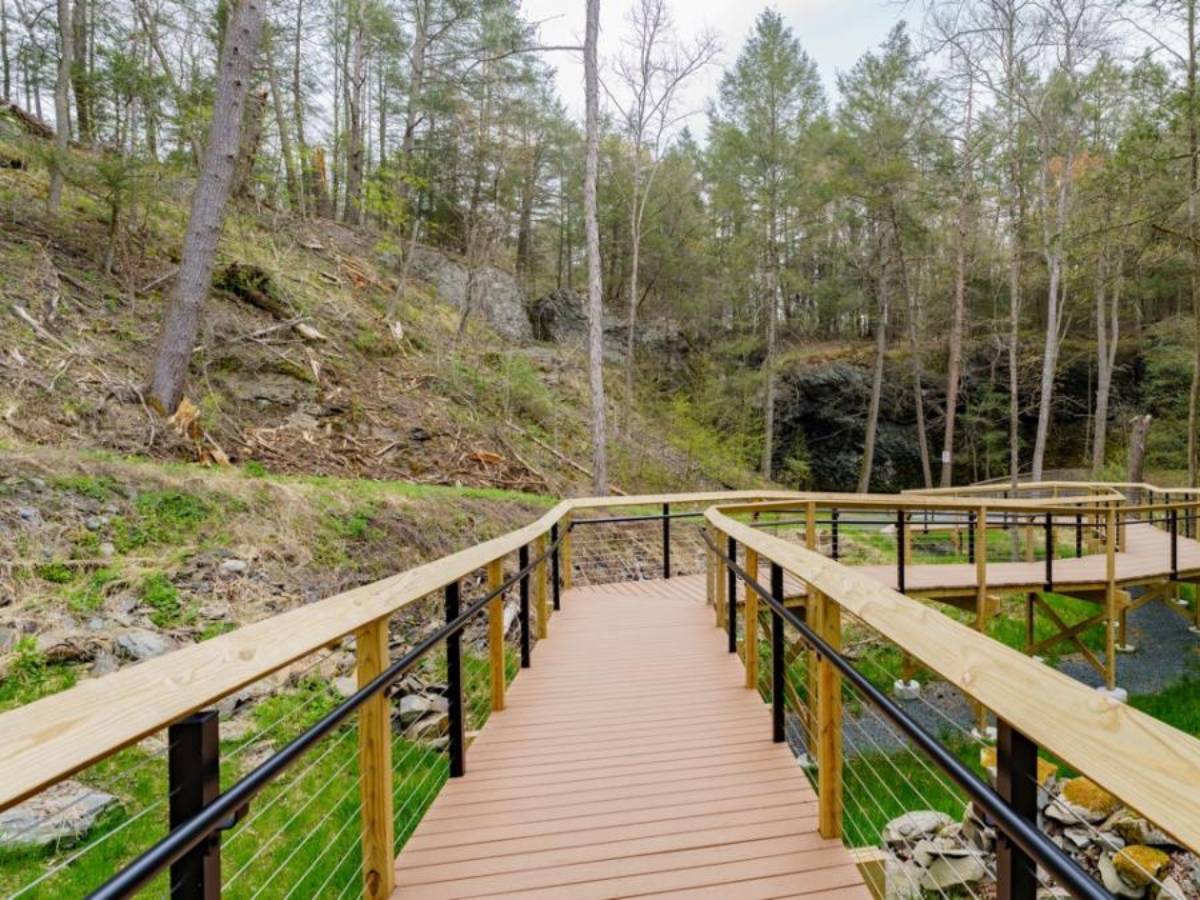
left=147, top=0, right=267, bottom=414
left=1, top=0, right=9, bottom=102
left=942, top=96, right=973, bottom=487
left=1189, top=0, right=1200, bottom=488
left=1092, top=255, right=1119, bottom=475
left=292, top=0, right=310, bottom=211
left=900, top=247, right=932, bottom=489
left=232, top=88, right=267, bottom=199
left=584, top=0, right=607, bottom=494
left=624, top=160, right=641, bottom=429
left=48, top=0, right=71, bottom=209
left=70, top=0, right=88, bottom=142
left=1127, top=414, right=1152, bottom=486
left=858, top=233, right=890, bottom=493
left=311, top=145, right=332, bottom=217
left=343, top=0, right=365, bottom=225
left=761, top=212, right=780, bottom=479
left=266, top=37, right=301, bottom=214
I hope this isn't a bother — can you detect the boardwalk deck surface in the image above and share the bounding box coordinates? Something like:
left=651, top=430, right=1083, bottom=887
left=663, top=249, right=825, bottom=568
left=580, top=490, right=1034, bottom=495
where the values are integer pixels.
left=391, top=579, right=870, bottom=900
left=783, top=523, right=1200, bottom=598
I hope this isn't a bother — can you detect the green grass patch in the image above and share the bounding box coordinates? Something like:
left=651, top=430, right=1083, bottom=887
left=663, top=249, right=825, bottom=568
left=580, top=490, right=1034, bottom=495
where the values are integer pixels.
left=139, top=572, right=185, bottom=628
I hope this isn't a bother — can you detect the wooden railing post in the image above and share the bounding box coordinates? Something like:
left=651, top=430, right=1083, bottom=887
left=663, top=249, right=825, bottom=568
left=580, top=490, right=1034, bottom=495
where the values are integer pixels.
left=355, top=616, right=395, bottom=899
left=814, top=588, right=843, bottom=840
left=805, top=502, right=817, bottom=551
left=535, top=533, right=549, bottom=639
left=745, top=549, right=759, bottom=689
left=488, top=559, right=506, bottom=712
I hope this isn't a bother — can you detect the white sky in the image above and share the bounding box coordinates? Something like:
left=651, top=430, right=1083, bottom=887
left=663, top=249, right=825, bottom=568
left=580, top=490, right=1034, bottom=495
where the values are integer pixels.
left=520, top=0, right=910, bottom=141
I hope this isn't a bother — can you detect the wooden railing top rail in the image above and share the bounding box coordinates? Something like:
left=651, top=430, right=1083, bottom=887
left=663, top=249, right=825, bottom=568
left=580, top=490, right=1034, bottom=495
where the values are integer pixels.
left=706, top=504, right=1200, bottom=853
left=913, top=479, right=1200, bottom=500
left=0, top=489, right=803, bottom=812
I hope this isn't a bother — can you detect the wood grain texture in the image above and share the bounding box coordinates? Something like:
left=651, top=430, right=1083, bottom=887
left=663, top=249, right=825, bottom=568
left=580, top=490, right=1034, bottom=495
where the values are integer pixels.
left=390, top=578, right=868, bottom=900
left=709, top=508, right=1200, bottom=853
left=358, top=617, right=396, bottom=899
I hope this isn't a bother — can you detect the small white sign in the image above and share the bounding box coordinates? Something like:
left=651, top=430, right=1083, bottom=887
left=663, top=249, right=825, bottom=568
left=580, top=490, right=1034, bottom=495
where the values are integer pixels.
left=941, top=450, right=951, bottom=463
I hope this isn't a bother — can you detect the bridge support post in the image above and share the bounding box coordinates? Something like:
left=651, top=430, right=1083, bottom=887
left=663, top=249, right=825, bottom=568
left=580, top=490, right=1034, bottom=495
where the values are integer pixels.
left=355, top=616, right=395, bottom=899
left=168, top=710, right=220, bottom=900
left=995, top=721, right=1038, bottom=900
left=535, top=533, right=549, bottom=639
left=770, top=563, right=785, bottom=744
left=744, top=549, right=759, bottom=689
left=814, top=589, right=843, bottom=840
left=488, top=559, right=506, bottom=711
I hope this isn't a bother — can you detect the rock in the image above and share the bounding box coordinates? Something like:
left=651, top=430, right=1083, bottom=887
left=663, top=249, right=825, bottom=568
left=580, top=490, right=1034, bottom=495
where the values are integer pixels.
left=1158, top=877, right=1186, bottom=900
left=99, top=541, right=116, bottom=558
left=406, top=711, right=449, bottom=742
left=883, top=857, right=924, bottom=900
left=1105, top=810, right=1176, bottom=848
left=920, top=854, right=987, bottom=891
left=1046, top=777, right=1123, bottom=824
left=85, top=516, right=104, bottom=531
left=962, top=803, right=995, bottom=852
left=882, top=811, right=955, bottom=846
left=115, top=629, right=175, bottom=662
left=399, top=245, right=533, bottom=342
left=218, top=559, right=248, bottom=577
left=89, top=652, right=119, bottom=677
left=0, top=780, right=120, bottom=851
left=1063, top=827, right=1095, bottom=850
left=199, top=601, right=231, bottom=621
left=36, top=629, right=100, bottom=664
left=0, top=626, right=16, bottom=653
left=398, top=694, right=438, bottom=727
left=893, top=679, right=921, bottom=701
left=333, top=676, right=358, bottom=699
left=1114, top=846, right=1172, bottom=888
left=1100, top=853, right=1148, bottom=898
left=17, top=506, right=40, bottom=525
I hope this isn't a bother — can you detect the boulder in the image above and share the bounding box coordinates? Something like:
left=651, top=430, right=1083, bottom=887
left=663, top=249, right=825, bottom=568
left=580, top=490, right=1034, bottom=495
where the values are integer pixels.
left=883, top=857, right=924, bottom=900
left=218, top=558, right=249, bottom=577
left=402, top=245, right=533, bottom=342
left=1113, top=846, right=1172, bottom=888
left=115, top=629, right=176, bottom=662
left=1105, top=810, right=1176, bottom=848
left=882, top=811, right=955, bottom=846
left=0, top=781, right=120, bottom=851
left=1046, top=777, right=1122, bottom=824
left=406, top=712, right=449, bottom=742
left=1099, top=853, right=1148, bottom=899
left=920, top=854, right=988, bottom=892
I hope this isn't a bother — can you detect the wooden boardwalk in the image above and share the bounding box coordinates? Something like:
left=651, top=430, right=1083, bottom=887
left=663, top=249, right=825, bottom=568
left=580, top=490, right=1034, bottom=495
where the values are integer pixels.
left=390, top=579, right=870, bottom=899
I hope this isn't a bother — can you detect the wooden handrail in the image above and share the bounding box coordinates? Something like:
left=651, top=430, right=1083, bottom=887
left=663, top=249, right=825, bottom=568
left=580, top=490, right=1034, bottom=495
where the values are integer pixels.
left=0, top=489, right=804, bottom=812
left=707, top=504, right=1200, bottom=854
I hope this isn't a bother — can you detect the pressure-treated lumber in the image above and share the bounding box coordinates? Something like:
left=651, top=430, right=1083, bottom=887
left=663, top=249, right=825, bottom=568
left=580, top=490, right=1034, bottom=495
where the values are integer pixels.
left=488, top=559, right=506, bottom=712
left=708, top=507, right=1200, bottom=854
left=535, top=533, right=549, bottom=639
left=357, top=616, right=396, bottom=899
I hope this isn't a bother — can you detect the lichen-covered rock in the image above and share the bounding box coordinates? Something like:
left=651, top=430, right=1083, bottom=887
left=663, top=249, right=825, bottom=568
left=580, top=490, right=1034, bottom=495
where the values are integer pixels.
left=882, top=811, right=955, bottom=846
left=1099, top=853, right=1147, bottom=899
left=1114, top=846, right=1171, bottom=888
left=0, top=781, right=120, bottom=851
left=1047, top=777, right=1122, bottom=824
left=1105, top=810, right=1177, bottom=848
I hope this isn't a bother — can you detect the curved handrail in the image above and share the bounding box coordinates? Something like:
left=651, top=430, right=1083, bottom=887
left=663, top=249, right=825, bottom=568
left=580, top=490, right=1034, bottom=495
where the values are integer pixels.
left=707, top=503, right=1200, bottom=853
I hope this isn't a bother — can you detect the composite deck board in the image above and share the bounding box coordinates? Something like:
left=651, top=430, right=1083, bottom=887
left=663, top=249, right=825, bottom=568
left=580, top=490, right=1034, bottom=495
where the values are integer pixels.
left=391, top=581, right=869, bottom=899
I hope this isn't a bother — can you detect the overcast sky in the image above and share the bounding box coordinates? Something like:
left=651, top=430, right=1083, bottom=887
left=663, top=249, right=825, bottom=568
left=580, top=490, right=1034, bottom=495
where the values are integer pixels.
left=520, top=0, right=910, bottom=140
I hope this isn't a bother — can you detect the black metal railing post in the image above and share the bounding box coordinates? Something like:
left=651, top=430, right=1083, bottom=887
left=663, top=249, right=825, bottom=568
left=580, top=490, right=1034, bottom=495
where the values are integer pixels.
left=896, top=510, right=907, bottom=594
left=1044, top=513, right=1054, bottom=593
left=996, top=721, right=1038, bottom=900
left=727, top=536, right=737, bottom=654
left=1075, top=514, right=1083, bottom=558
left=831, top=509, right=840, bottom=560
left=550, top=523, right=561, bottom=611
left=968, top=511, right=976, bottom=564
left=770, top=562, right=785, bottom=743
left=662, top=503, right=671, bottom=579
left=519, top=545, right=531, bottom=669
left=1171, top=505, right=1179, bottom=582
left=445, top=581, right=465, bottom=778
left=168, top=711, right=220, bottom=900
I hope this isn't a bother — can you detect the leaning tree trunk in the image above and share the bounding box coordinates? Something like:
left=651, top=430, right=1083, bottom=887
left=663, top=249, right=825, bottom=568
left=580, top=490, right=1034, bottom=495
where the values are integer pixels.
left=147, top=0, right=267, bottom=414
left=1127, top=414, right=1152, bottom=486
left=583, top=0, right=607, bottom=494
left=48, top=0, right=72, bottom=208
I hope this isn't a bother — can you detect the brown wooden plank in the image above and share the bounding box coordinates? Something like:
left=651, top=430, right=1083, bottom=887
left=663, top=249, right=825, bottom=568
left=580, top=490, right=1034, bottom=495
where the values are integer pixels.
left=391, top=582, right=867, bottom=898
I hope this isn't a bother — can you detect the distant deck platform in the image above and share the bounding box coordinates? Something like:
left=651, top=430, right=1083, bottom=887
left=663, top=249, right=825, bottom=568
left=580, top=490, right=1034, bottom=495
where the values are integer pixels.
left=391, top=580, right=869, bottom=899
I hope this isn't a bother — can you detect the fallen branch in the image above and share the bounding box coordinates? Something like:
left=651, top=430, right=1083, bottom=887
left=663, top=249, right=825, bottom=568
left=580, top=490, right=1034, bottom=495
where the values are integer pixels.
left=504, top=420, right=626, bottom=495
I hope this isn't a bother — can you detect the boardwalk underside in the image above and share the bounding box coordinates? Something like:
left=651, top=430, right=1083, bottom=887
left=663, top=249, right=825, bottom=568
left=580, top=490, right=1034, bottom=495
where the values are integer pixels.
left=391, top=579, right=869, bottom=899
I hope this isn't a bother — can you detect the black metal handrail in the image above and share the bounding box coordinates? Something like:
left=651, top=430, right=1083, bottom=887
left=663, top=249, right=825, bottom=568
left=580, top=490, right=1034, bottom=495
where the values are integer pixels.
left=700, top=527, right=1109, bottom=900
left=88, top=528, right=568, bottom=900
